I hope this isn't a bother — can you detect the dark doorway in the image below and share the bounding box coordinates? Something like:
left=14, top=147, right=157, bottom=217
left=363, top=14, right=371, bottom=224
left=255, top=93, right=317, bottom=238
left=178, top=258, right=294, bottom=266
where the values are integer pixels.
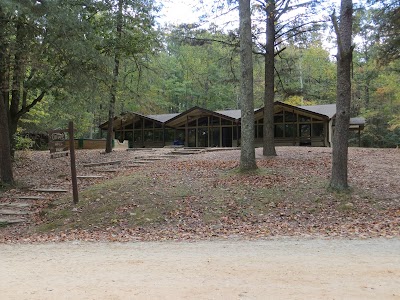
left=188, top=128, right=196, bottom=147
left=300, top=124, right=311, bottom=146
left=222, top=127, right=232, bottom=147
left=212, top=128, right=220, bottom=147
left=198, top=128, right=208, bottom=147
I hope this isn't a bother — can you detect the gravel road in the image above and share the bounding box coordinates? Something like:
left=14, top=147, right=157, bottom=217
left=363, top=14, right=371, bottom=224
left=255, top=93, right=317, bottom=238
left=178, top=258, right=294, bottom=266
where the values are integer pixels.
left=1, top=238, right=399, bottom=299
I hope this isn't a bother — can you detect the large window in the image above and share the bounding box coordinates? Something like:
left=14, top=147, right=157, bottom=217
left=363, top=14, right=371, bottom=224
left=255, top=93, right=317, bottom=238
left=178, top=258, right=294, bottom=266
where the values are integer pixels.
left=257, top=125, right=263, bottom=138
left=176, top=129, right=185, bottom=144
left=188, top=119, right=197, bottom=127
left=144, top=119, right=153, bottom=129
left=274, top=124, right=284, bottom=137
left=271, top=110, right=325, bottom=141
left=285, top=111, right=297, bottom=122
left=312, top=123, right=324, bottom=137
left=133, top=130, right=142, bottom=142
left=134, top=120, right=142, bottom=129
left=154, top=130, right=163, bottom=142
left=221, top=119, right=232, bottom=125
left=299, top=115, right=311, bottom=122
left=254, top=119, right=264, bottom=138
left=212, top=128, right=220, bottom=147
left=285, top=124, right=297, bottom=137
left=125, top=131, right=133, bottom=142
left=300, top=124, right=311, bottom=137
left=188, top=128, right=196, bottom=147
left=198, top=117, right=209, bottom=126
left=198, top=128, right=208, bottom=147
left=144, top=130, right=153, bottom=141
left=211, top=116, right=220, bottom=126
left=165, top=129, right=175, bottom=143
left=274, top=111, right=284, bottom=123
left=115, top=131, right=122, bottom=141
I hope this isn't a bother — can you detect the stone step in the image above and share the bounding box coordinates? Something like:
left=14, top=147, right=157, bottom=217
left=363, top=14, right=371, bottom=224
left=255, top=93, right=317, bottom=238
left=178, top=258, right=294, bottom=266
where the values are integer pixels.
left=17, top=196, right=47, bottom=200
left=134, top=157, right=166, bottom=161
left=157, top=155, right=176, bottom=158
left=0, top=203, right=31, bottom=208
left=92, top=169, right=118, bottom=173
left=205, top=147, right=240, bottom=152
left=0, top=209, right=32, bottom=215
left=126, top=148, right=155, bottom=151
left=32, top=189, right=68, bottom=193
left=83, top=160, right=122, bottom=167
left=164, top=145, right=184, bottom=149
left=129, top=160, right=150, bottom=164
left=169, top=151, right=203, bottom=155
left=183, top=147, right=206, bottom=150
left=77, top=175, right=105, bottom=179
left=0, top=217, right=26, bottom=225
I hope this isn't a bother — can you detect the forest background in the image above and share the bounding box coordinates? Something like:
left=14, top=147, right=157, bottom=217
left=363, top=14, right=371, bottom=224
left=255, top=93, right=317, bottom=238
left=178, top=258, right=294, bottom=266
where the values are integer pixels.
left=2, top=0, right=399, bottom=150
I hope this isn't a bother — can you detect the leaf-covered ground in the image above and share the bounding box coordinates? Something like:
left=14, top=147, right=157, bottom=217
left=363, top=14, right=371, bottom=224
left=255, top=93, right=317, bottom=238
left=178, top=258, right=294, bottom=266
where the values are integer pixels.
left=0, top=147, right=399, bottom=243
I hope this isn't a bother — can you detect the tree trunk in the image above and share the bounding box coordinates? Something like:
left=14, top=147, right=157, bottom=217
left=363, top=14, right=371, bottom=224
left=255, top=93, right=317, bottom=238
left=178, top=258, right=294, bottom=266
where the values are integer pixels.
left=106, top=0, right=123, bottom=153
left=0, top=9, right=14, bottom=183
left=330, top=0, right=353, bottom=190
left=8, top=16, right=26, bottom=157
left=238, top=0, right=257, bottom=171
left=263, top=0, right=277, bottom=157
left=0, top=95, right=14, bottom=184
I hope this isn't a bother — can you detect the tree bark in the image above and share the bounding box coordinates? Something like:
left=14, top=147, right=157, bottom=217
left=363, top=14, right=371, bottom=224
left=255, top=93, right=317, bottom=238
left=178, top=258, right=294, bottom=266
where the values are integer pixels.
left=330, top=0, right=353, bottom=190
left=263, top=0, right=277, bottom=157
left=0, top=96, right=13, bottom=184
left=9, top=16, right=26, bottom=157
left=106, top=0, right=123, bottom=153
left=239, top=0, right=257, bottom=171
left=0, top=8, right=14, bottom=183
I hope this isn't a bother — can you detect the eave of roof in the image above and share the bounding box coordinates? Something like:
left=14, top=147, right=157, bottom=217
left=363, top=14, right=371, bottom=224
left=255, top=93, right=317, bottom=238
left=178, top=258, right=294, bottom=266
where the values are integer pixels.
left=146, top=113, right=179, bottom=123
left=297, top=103, right=337, bottom=118
left=214, top=109, right=241, bottom=119
left=99, top=111, right=166, bottom=129
left=165, top=106, right=239, bottom=127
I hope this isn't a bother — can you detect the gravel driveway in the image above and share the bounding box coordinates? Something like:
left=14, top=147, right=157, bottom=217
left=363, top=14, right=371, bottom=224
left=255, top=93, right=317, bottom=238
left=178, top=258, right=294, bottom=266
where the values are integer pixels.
left=1, top=238, right=399, bottom=299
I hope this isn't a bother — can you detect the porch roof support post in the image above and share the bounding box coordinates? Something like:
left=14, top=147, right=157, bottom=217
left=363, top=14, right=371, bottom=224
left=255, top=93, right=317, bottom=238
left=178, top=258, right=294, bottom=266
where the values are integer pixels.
left=185, top=116, right=188, bottom=147
left=236, top=121, right=240, bottom=147
left=141, top=118, right=144, bottom=147
left=162, top=123, right=165, bottom=147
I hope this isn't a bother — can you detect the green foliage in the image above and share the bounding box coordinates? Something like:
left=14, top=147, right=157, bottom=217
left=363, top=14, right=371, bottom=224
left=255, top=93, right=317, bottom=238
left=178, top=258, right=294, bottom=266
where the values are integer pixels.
left=284, top=96, right=317, bottom=106
left=275, top=44, right=336, bottom=103
left=360, top=110, right=400, bottom=148
left=120, top=25, right=243, bottom=113
left=14, top=128, right=33, bottom=151
left=2, top=0, right=397, bottom=149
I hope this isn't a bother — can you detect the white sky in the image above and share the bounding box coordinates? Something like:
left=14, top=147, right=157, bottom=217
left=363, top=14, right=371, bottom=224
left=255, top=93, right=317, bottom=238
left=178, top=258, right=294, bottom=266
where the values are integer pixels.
left=159, top=0, right=208, bottom=25
left=159, top=0, right=365, bottom=55
left=159, top=0, right=362, bottom=27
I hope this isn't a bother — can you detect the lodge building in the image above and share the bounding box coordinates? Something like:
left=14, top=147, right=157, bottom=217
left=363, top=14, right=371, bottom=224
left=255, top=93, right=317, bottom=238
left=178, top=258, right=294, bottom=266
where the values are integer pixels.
left=99, top=101, right=365, bottom=148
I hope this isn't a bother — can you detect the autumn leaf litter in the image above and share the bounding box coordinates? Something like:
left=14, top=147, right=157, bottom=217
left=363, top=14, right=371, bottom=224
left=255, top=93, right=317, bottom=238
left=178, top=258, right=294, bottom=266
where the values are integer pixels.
left=0, top=147, right=399, bottom=243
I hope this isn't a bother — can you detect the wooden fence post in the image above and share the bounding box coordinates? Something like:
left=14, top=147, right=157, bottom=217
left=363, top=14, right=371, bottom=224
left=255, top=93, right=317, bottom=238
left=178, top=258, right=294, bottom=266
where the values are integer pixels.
left=69, top=121, right=79, bottom=204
